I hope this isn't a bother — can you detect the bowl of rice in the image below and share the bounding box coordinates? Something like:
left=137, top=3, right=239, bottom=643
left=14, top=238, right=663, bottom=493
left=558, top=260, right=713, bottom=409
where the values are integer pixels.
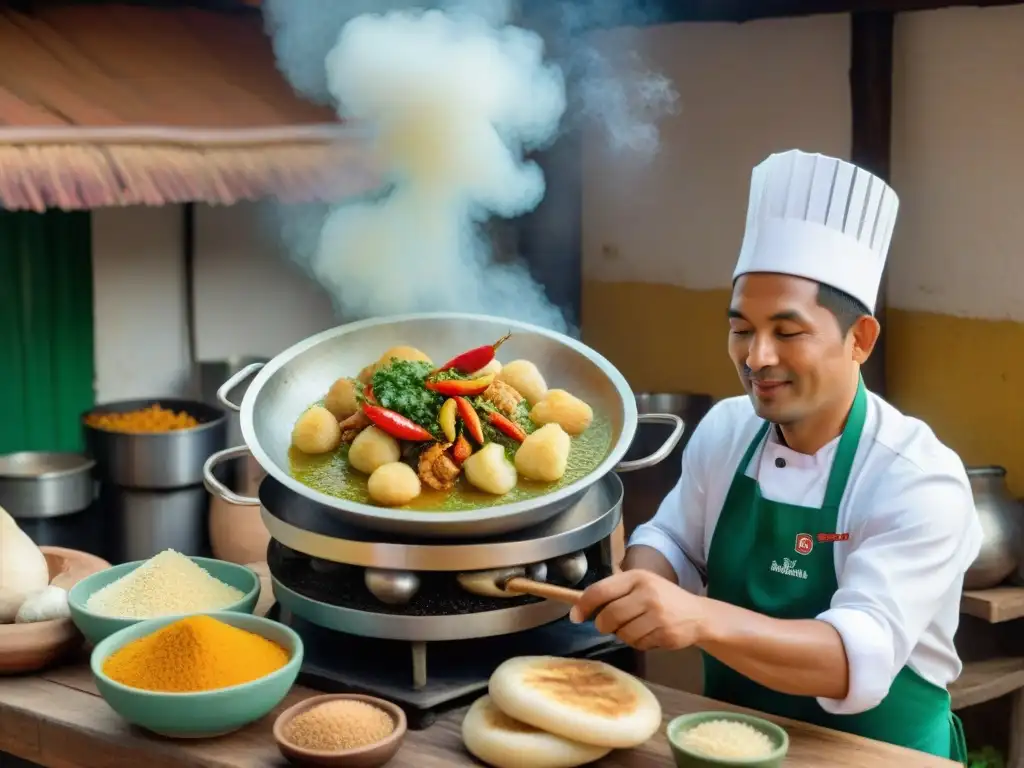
left=68, top=550, right=260, bottom=645
left=667, top=711, right=789, bottom=767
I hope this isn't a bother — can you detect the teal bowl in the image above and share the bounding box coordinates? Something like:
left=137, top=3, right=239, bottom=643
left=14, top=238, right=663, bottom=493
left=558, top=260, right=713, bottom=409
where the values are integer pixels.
left=91, top=611, right=302, bottom=738
left=68, top=557, right=260, bottom=646
left=667, top=711, right=789, bottom=768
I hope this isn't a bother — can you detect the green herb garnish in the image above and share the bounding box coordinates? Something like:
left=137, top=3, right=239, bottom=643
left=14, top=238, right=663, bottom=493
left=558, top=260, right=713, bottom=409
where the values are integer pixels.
left=371, top=360, right=445, bottom=436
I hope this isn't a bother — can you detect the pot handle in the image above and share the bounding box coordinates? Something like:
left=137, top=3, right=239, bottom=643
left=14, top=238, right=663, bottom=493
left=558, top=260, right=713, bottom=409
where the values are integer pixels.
left=614, top=414, right=686, bottom=474
left=216, top=362, right=265, bottom=413
left=203, top=446, right=261, bottom=507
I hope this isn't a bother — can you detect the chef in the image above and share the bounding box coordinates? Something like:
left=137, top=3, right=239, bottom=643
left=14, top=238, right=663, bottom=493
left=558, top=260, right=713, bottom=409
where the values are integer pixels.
left=571, top=149, right=982, bottom=762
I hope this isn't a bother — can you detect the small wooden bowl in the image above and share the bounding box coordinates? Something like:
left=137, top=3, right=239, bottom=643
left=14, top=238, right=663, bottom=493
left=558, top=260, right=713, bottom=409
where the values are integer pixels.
left=0, top=546, right=110, bottom=674
left=273, top=694, right=408, bottom=767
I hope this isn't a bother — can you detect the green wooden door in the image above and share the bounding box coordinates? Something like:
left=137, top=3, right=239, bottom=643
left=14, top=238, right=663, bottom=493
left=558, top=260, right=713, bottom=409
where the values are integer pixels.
left=0, top=210, right=95, bottom=454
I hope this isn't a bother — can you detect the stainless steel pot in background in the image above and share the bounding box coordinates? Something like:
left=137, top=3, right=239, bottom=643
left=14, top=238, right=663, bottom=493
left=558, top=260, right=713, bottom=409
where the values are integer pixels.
left=619, top=394, right=714, bottom=538
left=0, top=452, right=96, bottom=518
left=0, top=452, right=105, bottom=553
left=101, top=484, right=211, bottom=563
left=964, top=465, right=1022, bottom=590
left=83, top=398, right=228, bottom=489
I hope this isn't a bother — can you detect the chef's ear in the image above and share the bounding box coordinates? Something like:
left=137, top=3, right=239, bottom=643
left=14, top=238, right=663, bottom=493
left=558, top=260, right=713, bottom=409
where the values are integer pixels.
left=849, top=315, right=881, bottom=363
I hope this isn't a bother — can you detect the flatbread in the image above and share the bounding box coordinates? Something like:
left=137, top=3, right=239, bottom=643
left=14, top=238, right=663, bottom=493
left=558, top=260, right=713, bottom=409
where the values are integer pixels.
left=461, top=695, right=611, bottom=768
left=488, top=656, right=662, bottom=749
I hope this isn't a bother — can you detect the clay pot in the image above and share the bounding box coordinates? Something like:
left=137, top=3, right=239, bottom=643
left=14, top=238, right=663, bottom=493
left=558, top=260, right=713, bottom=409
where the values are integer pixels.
left=209, top=454, right=270, bottom=565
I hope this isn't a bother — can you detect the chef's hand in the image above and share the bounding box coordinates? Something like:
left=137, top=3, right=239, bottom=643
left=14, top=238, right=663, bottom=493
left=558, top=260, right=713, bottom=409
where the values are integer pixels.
left=568, top=570, right=707, bottom=651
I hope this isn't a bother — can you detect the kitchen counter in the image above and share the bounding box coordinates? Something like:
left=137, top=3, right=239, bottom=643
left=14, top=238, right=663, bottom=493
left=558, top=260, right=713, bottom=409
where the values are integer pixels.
left=0, top=664, right=958, bottom=768
left=0, top=564, right=958, bottom=767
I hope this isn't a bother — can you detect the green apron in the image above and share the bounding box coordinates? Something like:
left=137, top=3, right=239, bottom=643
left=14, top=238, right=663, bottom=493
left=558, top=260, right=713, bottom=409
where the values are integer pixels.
left=702, top=380, right=967, bottom=763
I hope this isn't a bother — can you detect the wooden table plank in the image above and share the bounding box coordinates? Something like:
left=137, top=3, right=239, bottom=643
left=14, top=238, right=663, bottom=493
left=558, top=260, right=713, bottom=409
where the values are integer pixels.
left=961, top=586, right=1024, bottom=623
left=0, top=663, right=957, bottom=768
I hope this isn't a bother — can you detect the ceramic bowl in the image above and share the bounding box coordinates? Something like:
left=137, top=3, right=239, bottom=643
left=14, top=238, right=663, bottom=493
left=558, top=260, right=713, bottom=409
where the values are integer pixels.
left=91, top=611, right=302, bottom=738
left=68, top=556, right=260, bottom=645
left=667, top=711, right=789, bottom=768
left=273, top=694, right=408, bottom=767
left=0, top=547, right=110, bottom=675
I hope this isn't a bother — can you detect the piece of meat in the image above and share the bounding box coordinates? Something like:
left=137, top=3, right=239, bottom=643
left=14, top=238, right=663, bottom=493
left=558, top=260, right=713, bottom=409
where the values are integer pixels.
left=418, top=442, right=461, bottom=491
left=481, top=379, right=523, bottom=417
left=339, top=410, right=371, bottom=442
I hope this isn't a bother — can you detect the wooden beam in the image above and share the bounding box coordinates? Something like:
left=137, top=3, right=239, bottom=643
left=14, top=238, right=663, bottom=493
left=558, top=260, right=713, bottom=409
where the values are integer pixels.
left=848, top=10, right=893, bottom=395
left=523, top=0, right=1024, bottom=28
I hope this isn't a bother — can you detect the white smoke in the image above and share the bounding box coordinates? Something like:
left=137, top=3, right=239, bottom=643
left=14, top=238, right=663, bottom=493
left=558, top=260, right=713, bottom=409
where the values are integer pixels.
left=262, top=0, right=678, bottom=333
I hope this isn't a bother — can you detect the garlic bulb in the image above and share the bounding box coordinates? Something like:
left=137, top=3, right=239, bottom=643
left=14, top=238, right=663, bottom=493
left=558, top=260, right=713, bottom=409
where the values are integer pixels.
left=15, top=586, right=70, bottom=624
left=0, top=504, right=51, bottom=623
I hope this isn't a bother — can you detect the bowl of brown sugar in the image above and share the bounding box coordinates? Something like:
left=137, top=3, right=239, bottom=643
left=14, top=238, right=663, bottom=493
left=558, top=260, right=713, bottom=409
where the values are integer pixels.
left=273, top=693, right=408, bottom=767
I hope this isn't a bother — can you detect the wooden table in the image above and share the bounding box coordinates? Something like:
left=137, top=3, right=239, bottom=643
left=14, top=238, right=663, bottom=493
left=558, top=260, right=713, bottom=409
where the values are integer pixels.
left=0, top=664, right=958, bottom=768
left=0, top=563, right=957, bottom=767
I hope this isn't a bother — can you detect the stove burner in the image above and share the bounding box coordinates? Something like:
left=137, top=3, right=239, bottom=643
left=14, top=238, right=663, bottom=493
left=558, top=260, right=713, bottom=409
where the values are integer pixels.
left=268, top=604, right=637, bottom=729
left=268, top=539, right=602, bottom=617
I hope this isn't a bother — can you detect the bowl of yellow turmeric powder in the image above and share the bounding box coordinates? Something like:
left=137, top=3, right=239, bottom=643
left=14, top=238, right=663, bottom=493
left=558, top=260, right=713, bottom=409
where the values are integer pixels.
left=90, top=612, right=302, bottom=738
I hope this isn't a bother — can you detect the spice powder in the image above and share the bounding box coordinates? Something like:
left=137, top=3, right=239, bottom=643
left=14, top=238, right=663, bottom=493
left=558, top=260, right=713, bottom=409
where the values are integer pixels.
left=286, top=700, right=395, bottom=751
left=103, top=615, right=289, bottom=692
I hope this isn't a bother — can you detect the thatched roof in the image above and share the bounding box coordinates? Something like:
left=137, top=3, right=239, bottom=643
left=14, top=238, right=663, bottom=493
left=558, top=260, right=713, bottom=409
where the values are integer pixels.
left=0, top=3, right=380, bottom=210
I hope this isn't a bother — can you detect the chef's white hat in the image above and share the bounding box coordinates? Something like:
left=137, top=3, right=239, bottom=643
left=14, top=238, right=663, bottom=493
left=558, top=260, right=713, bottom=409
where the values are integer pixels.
left=732, top=149, right=899, bottom=313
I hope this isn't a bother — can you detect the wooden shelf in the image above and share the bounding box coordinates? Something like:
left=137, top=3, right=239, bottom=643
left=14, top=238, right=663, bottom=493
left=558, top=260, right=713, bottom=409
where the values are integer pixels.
left=962, top=587, right=1024, bottom=623
left=950, top=658, right=1024, bottom=710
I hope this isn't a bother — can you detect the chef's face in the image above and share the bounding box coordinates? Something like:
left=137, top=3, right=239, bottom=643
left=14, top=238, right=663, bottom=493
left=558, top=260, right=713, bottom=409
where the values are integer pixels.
left=727, top=273, right=877, bottom=425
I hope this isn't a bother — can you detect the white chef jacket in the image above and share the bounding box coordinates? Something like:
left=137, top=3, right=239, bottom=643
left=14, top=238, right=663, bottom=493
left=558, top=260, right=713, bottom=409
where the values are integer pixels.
left=629, top=390, right=983, bottom=716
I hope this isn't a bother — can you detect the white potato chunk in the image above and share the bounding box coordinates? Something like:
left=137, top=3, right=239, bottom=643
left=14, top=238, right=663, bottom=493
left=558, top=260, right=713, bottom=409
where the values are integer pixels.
left=514, top=423, right=571, bottom=482
left=291, top=406, right=342, bottom=454
left=378, top=346, right=432, bottom=366
left=463, top=442, right=518, bottom=496
left=471, top=359, right=502, bottom=377
left=348, top=426, right=401, bottom=475
left=496, top=360, right=548, bottom=405
left=324, top=377, right=360, bottom=420
left=529, top=389, right=593, bottom=436
left=367, top=462, right=422, bottom=506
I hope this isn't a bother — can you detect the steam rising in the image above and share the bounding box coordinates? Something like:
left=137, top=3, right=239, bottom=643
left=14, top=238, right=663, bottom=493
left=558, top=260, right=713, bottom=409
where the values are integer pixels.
left=262, top=0, right=677, bottom=332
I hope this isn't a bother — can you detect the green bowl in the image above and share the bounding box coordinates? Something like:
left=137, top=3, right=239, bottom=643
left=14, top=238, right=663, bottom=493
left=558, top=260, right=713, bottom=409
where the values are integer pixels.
left=91, top=611, right=302, bottom=738
left=667, top=711, right=789, bottom=768
left=68, top=557, right=260, bottom=645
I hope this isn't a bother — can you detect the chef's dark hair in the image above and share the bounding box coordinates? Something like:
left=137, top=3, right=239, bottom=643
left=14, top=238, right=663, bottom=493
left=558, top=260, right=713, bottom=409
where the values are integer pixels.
left=816, top=283, right=871, bottom=335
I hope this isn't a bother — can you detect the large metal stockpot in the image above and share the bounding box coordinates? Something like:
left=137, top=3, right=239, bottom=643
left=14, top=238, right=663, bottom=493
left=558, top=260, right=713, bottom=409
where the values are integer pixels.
left=203, top=312, right=684, bottom=538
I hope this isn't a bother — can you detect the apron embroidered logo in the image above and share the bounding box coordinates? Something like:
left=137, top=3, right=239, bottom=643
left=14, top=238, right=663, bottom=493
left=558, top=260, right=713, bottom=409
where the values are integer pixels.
left=795, top=533, right=813, bottom=555
left=770, top=558, right=808, bottom=580
left=816, top=532, right=850, bottom=543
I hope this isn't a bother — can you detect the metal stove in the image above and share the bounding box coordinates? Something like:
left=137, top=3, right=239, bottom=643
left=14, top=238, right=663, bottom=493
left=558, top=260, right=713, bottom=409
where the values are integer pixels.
left=262, top=473, right=633, bottom=728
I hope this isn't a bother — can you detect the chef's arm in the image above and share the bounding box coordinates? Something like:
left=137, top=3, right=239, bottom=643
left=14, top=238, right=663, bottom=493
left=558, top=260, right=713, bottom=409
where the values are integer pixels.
left=624, top=416, right=714, bottom=595
left=621, top=545, right=679, bottom=584
left=697, top=471, right=983, bottom=713
left=697, top=601, right=850, bottom=699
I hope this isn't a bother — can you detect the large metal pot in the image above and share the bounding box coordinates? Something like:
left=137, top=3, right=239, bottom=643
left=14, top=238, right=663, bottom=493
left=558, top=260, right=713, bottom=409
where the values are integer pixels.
left=964, top=465, right=1022, bottom=590
left=83, top=398, right=228, bottom=489
left=203, top=313, right=684, bottom=538
left=0, top=452, right=96, bottom=518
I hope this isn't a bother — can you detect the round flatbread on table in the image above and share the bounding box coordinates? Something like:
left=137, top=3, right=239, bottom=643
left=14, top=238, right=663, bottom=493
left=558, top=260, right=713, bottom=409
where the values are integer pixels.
left=462, top=695, right=612, bottom=768
left=488, top=656, right=662, bottom=749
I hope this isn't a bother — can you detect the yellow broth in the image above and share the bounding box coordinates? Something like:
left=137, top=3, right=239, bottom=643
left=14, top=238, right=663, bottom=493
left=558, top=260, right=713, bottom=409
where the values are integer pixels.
left=289, top=415, right=614, bottom=511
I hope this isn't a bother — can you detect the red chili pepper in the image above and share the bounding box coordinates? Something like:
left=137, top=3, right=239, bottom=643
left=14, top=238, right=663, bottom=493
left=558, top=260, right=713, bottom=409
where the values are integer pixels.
left=425, top=373, right=494, bottom=397
left=437, top=332, right=511, bottom=374
left=451, top=434, right=472, bottom=464
left=361, top=403, right=434, bottom=442
left=363, top=384, right=376, bottom=404
left=455, top=396, right=485, bottom=444
left=488, top=411, right=527, bottom=443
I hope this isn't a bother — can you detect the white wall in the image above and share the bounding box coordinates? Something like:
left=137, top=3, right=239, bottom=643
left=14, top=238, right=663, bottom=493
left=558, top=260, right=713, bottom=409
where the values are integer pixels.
left=582, top=14, right=852, bottom=289
left=92, top=203, right=336, bottom=403
left=889, top=5, right=1024, bottom=321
